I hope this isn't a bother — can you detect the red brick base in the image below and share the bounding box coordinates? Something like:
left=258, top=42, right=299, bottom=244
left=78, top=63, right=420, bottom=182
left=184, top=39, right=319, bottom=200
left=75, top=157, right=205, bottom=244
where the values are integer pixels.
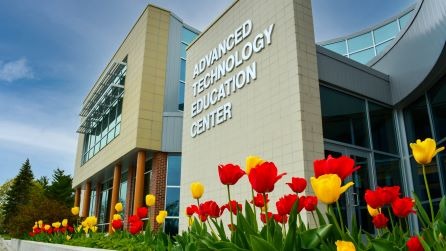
left=150, top=152, right=167, bottom=230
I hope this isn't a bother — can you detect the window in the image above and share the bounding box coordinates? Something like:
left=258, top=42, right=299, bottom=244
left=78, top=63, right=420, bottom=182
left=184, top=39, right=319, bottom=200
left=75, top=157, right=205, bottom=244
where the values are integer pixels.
left=374, top=21, right=398, bottom=44
left=428, top=77, right=446, bottom=140
left=347, top=32, right=373, bottom=53
left=164, top=155, right=181, bottom=235
left=369, top=102, right=397, bottom=153
left=178, top=27, right=198, bottom=111
left=323, top=41, right=347, bottom=55
left=375, top=39, right=393, bottom=55
left=320, top=86, right=369, bottom=147
left=98, top=181, right=113, bottom=232
left=403, top=96, right=432, bottom=144
left=374, top=153, right=401, bottom=187
left=399, top=10, right=413, bottom=30
left=349, top=48, right=375, bottom=64
left=89, top=190, right=96, bottom=216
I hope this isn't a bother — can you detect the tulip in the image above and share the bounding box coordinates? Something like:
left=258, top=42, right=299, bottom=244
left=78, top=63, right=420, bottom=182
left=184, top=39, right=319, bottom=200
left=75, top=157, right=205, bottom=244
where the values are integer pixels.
left=248, top=162, right=286, bottom=193
left=392, top=197, right=415, bottom=218
left=286, top=177, right=307, bottom=193
left=71, top=206, right=79, bottom=216
left=335, top=240, right=356, bottom=251
left=44, top=224, right=51, bottom=231
left=129, top=219, right=143, bottom=235
left=406, top=236, right=424, bottom=251
left=156, top=210, right=168, bottom=224
left=367, top=204, right=380, bottom=217
left=112, top=219, right=123, bottom=230
left=372, top=213, right=388, bottom=229
left=66, top=235, right=71, bottom=240
left=114, top=202, right=123, bottom=213
left=200, top=200, right=221, bottom=218
left=52, top=222, right=61, bottom=228
left=62, top=219, right=68, bottom=227
left=218, top=163, right=245, bottom=185
left=91, top=226, right=98, bottom=233
left=410, top=138, right=444, bottom=165
left=251, top=193, right=269, bottom=208
left=38, top=220, right=43, bottom=228
left=190, top=182, right=204, bottom=200
left=221, top=200, right=242, bottom=215
left=260, top=212, right=273, bottom=224
left=137, top=207, right=148, bottom=218
left=365, top=190, right=382, bottom=209
left=314, top=155, right=360, bottom=181
left=310, top=174, right=354, bottom=204
left=276, top=194, right=298, bottom=215
left=246, top=155, right=264, bottom=175
left=145, top=194, right=156, bottom=207
left=378, top=186, right=400, bottom=205
left=186, top=205, right=199, bottom=217
left=303, top=196, right=318, bottom=211
left=113, top=214, right=122, bottom=220
left=273, top=213, right=288, bottom=224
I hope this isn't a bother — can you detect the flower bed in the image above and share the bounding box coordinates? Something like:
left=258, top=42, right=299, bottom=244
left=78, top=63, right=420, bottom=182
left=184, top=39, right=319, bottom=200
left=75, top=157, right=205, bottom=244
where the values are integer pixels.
left=24, top=138, right=446, bottom=251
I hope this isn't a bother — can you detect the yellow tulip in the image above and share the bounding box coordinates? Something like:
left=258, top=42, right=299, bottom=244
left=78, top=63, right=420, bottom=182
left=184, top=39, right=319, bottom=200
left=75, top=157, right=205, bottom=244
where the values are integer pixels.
left=245, top=156, right=264, bottom=175
left=52, top=222, right=61, bottom=228
left=367, top=205, right=380, bottom=217
left=335, top=240, right=356, bottom=251
left=33, top=222, right=38, bottom=230
left=156, top=210, right=168, bottom=224
left=91, top=226, right=98, bottom=233
left=188, top=216, right=194, bottom=227
left=113, top=214, right=122, bottom=220
left=159, top=210, right=168, bottom=217
left=62, top=219, right=68, bottom=227
left=71, top=206, right=79, bottom=216
left=146, top=194, right=156, bottom=207
left=410, top=138, right=444, bottom=165
left=66, top=235, right=71, bottom=240
left=38, top=220, right=43, bottom=228
left=190, top=182, right=204, bottom=199
left=115, top=202, right=123, bottom=213
left=310, top=174, right=354, bottom=204
left=44, top=224, right=51, bottom=231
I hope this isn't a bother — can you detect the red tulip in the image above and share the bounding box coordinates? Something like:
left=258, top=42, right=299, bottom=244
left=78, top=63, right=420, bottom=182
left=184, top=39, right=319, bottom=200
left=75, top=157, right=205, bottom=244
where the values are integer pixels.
left=199, top=214, right=208, bottom=222
left=112, top=219, right=123, bottom=230
left=303, top=196, right=318, bottom=211
left=273, top=214, right=288, bottom=224
left=286, top=177, right=307, bottom=193
left=128, top=215, right=140, bottom=223
left=276, top=194, right=298, bottom=215
left=218, top=163, right=245, bottom=185
left=314, top=155, right=360, bottom=181
left=221, top=200, right=242, bottom=215
left=260, top=212, right=273, bottom=224
left=377, top=186, right=400, bottom=205
left=248, top=162, right=286, bottom=193
left=406, top=236, right=424, bottom=251
left=392, top=197, right=415, bottom=218
left=251, top=193, right=269, bottom=207
left=365, top=189, right=383, bottom=209
left=137, top=207, right=148, bottom=218
left=186, top=205, right=199, bottom=217
left=372, top=213, right=388, bottom=229
left=200, top=200, right=221, bottom=218
left=129, top=220, right=143, bottom=235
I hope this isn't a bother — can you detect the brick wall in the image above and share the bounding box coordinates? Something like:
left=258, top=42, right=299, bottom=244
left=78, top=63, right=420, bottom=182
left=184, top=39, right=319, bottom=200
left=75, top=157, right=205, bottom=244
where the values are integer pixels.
left=149, top=151, right=167, bottom=229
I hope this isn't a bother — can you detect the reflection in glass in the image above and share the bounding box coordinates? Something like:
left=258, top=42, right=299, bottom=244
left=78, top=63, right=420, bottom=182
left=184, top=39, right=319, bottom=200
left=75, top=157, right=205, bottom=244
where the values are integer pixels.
left=320, top=86, right=369, bottom=147
left=164, top=218, right=179, bottom=236
left=374, top=21, right=398, bottom=44
left=182, top=28, right=198, bottom=44
left=167, top=155, right=181, bottom=186
left=165, top=187, right=180, bottom=216
left=347, top=32, right=373, bottom=52
left=410, top=158, right=442, bottom=202
left=369, top=102, right=397, bottom=153
left=324, top=41, right=347, bottom=55
left=403, top=96, right=432, bottom=144
left=429, top=77, right=446, bottom=140
left=375, top=39, right=393, bottom=55
left=349, top=48, right=375, bottom=64
left=374, top=153, right=402, bottom=187
left=399, top=10, right=413, bottom=29
left=178, top=82, right=185, bottom=111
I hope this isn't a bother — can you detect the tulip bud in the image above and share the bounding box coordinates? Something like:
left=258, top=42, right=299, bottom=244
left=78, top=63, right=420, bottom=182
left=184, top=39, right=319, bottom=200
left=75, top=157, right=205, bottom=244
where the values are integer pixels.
left=145, top=194, right=156, bottom=207
left=245, top=156, right=264, bottom=175
left=71, top=206, right=80, bottom=216
left=190, top=182, right=204, bottom=199
left=114, top=202, right=123, bottom=213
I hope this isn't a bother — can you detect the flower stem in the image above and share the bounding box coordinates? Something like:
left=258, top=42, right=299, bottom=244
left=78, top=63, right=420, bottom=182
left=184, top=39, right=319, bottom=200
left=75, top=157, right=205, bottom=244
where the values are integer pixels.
left=422, top=164, right=435, bottom=223
left=387, top=207, right=395, bottom=231
left=263, top=193, right=270, bottom=241
left=251, top=188, right=257, bottom=217
left=311, top=211, right=318, bottom=228
left=335, top=200, right=345, bottom=232
left=227, top=185, right=234, bottom=230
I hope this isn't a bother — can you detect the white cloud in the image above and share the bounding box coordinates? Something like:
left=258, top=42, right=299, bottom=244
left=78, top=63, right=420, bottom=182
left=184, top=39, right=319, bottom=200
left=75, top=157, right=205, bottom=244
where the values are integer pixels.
left=0, top=58, right=34, bottom=82
left=0, top=120, right=76, bottom=155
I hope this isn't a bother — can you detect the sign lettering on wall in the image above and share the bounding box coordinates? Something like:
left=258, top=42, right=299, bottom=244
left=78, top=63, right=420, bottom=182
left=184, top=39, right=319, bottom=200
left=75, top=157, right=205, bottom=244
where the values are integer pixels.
left=190, top=20, right=275, bottom=138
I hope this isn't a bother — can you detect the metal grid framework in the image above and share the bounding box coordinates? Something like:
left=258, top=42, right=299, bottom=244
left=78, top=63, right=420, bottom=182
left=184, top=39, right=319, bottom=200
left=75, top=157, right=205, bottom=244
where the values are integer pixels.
left=77, top=62, right=126, bottom=134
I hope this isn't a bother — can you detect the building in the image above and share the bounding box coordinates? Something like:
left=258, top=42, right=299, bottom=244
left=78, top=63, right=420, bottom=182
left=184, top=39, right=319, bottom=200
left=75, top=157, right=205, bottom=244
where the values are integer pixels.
left=72, top=5, right=198, bottom=234
left=180, top=0, right=446, bottom=233
left=73, top=0, right=446, bottom=235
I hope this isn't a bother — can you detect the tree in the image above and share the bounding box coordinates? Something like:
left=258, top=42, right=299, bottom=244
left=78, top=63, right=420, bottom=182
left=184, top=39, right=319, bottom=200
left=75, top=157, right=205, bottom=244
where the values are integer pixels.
left=36, top=176, right=49, bottom=190
left=3, top=159, right=34, bottom=226
left=45, top=168, right=74, bottom=208
left=0, top=179, right=14, bottom=233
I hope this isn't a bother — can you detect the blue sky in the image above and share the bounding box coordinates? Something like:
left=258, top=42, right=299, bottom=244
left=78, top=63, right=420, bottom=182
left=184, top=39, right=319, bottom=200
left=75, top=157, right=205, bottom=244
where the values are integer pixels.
left=0, top=0, right=415, bottom=184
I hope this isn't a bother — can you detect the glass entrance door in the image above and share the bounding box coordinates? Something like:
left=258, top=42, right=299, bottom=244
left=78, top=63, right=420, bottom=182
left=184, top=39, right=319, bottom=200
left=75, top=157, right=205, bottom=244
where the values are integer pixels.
left=324, top=143, right=376, bottom=234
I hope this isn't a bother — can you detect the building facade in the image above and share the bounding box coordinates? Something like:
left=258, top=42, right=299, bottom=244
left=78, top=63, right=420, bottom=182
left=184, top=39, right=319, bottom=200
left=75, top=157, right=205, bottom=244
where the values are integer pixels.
left=180, top=0, right=446, bottom=233
left=72, top=5, right=198, bottom=234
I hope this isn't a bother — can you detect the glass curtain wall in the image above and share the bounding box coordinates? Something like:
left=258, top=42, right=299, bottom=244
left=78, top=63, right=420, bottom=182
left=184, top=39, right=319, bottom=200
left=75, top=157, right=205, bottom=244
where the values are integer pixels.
left=403, top=75, right=446, bottom=210
left=98, top=180, right=113, bottom=232
left=178, top=27, right=198, bottom=111
left=164, top=154, right=181, bottom=235
left=89, top=190, right=96, bottom=216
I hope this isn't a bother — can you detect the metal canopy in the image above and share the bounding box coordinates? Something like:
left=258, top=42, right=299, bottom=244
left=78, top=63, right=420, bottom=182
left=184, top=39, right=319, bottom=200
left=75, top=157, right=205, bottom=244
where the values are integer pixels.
left=77, top=61, right=126, bottom=134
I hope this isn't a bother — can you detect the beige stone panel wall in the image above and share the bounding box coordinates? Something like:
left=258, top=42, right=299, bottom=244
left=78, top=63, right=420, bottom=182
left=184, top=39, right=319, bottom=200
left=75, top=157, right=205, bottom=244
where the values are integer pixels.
left=136, top=7, right=170, bottom=150
left=73, top=7, right=151, bottom=187
left=180, top=0, right=323, bottom=230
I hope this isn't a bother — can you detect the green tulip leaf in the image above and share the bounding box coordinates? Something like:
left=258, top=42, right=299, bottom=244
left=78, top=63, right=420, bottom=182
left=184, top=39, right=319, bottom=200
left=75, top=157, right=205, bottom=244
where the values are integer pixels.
left=244, top=201, right=259, bottom=231
left=249, top=235, right=278, bottom=251
left=371, top=239, right=399, bottom=251
left=300, top=224, right=332, bottom=249
left=413, top=193, right=431, bottom=227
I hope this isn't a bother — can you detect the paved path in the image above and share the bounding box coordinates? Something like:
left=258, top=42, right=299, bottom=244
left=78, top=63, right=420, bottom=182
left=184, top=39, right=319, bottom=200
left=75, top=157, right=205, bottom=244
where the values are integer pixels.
left=0, top=238, right=8, bottom=251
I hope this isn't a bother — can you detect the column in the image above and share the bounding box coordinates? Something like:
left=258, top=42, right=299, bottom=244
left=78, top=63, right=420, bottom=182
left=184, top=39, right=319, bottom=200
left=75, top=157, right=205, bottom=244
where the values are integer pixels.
left=133, top=150, right=146, bottom=215
left=150, top=152, right=167, bottom=229
left=74, top=187, right=81, bottom=207
left=108, top=164, right=121, bottom=232
left=81, top=181, right=91, bottom=217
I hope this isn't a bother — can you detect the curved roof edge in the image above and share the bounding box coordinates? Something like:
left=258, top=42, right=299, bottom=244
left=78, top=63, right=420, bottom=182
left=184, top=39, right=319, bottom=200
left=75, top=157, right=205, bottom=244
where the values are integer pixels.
left=370, top=0, right=446, bottom=105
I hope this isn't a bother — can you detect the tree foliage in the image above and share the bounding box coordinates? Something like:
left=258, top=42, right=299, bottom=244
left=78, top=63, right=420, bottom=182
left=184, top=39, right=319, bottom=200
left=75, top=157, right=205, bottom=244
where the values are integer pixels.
left=3, top=159, right=34, bottom=225
left=45, top=168, right=74, bottom=208
left=0, top=179, right=14, bottom=233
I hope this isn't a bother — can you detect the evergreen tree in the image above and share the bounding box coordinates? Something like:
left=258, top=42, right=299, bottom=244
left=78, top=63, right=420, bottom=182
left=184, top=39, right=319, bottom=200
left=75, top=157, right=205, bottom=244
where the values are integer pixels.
left=0, top=179, right=13, bottom=233
left=3, top=159, right=34, bottom=225
left=45, top=168, right=74, bottom=208
left=36, top=176, right=49, bottom=190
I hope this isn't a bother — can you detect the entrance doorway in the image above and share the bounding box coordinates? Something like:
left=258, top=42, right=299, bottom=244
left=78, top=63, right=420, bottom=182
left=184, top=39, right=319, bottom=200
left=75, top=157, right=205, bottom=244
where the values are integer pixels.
left=324, top=143, right=376, bottom=234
